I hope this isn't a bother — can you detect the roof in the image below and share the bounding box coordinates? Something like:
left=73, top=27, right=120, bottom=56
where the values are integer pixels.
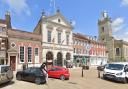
left=73, top=33, right=89, bottom=41
left=34, top=11, right=73, bottom=32
left=73, top=33, right=105, bottom=45
left=114, top=39, right=128, bottom=46
left=109, top=62, right=128, bottom=65
left=8, top=29, right=42, bottom=41
left=0, top=19, right=6, bottom=24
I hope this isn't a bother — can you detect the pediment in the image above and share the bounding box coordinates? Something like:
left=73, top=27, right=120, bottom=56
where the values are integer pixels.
left=46, top=12, right=73, bottom=28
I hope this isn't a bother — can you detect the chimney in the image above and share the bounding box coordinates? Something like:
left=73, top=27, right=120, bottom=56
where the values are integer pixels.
left=5, top=11, right=12, bottom=29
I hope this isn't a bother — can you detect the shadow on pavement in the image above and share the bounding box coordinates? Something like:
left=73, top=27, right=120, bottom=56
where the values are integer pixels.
left=0, top=81, right=15, bottom=88
left=100, top=77, right=126, bottom=84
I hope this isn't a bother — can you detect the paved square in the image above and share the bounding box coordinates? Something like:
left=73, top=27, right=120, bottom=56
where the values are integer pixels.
left=1, top=68, right=128, bottom=89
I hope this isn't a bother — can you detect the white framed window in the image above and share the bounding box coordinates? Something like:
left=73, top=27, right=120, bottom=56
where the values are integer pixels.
left=58, top=32, right=61, bottom=44
left=35, top=48, right=39, bottom=63
left=35, top=48, right=38, bottom=56
left=20, top=46, right=24, bottom=63
left=115, top=48, right=120, bottom=56
left=48, top=30, right=51, bottom=42
left=66, top=34, right=69, bottom=45
left=28, top=47, right=32, bottom=63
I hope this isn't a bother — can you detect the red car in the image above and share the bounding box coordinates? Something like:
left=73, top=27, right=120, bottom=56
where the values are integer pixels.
left=48, top=66, right=70, bottom=80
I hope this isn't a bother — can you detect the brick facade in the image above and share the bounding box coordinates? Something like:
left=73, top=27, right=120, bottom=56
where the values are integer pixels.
left=73, top=33, right=107, bottom=67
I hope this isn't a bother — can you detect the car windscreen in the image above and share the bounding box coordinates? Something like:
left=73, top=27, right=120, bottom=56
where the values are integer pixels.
left=1, top=66, right=10, bottom=73
left=106, top=64, right=124, bottom=70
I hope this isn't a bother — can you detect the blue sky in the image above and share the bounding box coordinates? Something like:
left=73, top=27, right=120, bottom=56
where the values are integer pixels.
left=0, top=0, right=128, bottom=41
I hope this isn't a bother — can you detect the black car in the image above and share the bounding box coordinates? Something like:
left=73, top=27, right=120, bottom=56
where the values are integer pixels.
left=16, top=67, right=46, bottom=84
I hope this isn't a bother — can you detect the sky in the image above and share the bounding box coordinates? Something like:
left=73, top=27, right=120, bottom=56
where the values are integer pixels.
left=0, top=0, right=128, bottom=41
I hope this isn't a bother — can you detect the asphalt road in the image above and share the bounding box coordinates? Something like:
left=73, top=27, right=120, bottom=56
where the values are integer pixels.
left=1, top=67, right=128, bottom=89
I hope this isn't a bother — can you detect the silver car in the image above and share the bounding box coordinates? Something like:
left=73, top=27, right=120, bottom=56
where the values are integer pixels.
left=0, top=65, right=13, bottom=84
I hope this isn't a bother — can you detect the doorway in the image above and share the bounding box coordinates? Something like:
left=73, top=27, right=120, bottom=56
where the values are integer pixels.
left=10, top=56, right=16, bottom=71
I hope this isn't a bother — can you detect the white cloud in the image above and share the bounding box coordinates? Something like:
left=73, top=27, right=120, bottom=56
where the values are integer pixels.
left=2, top=0, right=31, bottom=16
left=112, top=17, right=128, bottom=41
left=122, top=0, right=128, bottom=6
left=112, top=17, right=124, bottom=32
left=125, top=31, right=128, bottom=35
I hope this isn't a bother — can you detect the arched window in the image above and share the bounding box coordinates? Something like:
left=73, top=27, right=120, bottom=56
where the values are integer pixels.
left=116, top=48, right=120, bottom=56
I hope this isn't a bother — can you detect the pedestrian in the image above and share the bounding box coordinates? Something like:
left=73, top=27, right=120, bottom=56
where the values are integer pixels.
left=40, top=63, right=48, bottom=84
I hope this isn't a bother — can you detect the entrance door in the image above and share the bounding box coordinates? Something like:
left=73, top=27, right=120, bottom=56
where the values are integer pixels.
left=57, top=52, right=63, bottom=66
left=46, top=52, right=53, bottom=69
left=10, top=56, right=16, bottom=71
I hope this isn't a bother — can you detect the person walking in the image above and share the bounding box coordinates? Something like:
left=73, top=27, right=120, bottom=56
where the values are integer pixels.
left=40, top=63, right=48, bottom=84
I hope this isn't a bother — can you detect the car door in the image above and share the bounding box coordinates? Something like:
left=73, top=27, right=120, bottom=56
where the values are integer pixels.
left=48, top=68, right=61, bottom=78
left=22, top=68, right=31, bottom=81
left=28, top=68, right=36, bottom=82
left=48, top=68, right=56, bottom=78
left=54, top=68, right=62, bottom=78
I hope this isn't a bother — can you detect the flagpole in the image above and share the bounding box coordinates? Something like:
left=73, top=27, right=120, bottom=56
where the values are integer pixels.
left=53, top=0, right=56, bottom=13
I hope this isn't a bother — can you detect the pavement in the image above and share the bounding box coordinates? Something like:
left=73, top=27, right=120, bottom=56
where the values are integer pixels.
left=1, top=67, right=128, bottom=89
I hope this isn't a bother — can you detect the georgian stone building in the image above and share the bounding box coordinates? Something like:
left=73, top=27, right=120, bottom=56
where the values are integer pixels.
left=98, top=11, right=128, bottom=62
left=73, top=33, right=107, bottom=67
left=34, top=10, right=73, bottom=68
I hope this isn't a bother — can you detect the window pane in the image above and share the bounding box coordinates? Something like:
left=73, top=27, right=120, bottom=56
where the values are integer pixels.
left=48, top=31, right=51, bottom=42
left=116, top=48, right=120, bottom=56
left=20, top=46, right=24, bottom=62
left=58, top=32, right=61, bottom=44
left=28, top=47, right=32, bottom=62
left=66, top=35, right=69, bottom=45
left=35, top=48, right=38, bottom=56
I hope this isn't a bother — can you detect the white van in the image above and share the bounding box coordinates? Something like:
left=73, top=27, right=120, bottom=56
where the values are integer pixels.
left=103, top=62, right=128, bottom=83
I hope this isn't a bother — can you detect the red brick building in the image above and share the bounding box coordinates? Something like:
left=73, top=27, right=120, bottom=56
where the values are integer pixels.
left=7, top=29, right=42, bottom=71
left=73, top=33, right=107, bottom=67
left=0, top=12, right=42, bottom=71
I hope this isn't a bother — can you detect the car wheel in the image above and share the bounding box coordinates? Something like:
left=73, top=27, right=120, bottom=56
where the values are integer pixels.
left=35, top=77, right=41, bottom=85
left=16, top=74, right=21, bottom=80
left=60, top=75, right=65, bottom=80
left=123, top=78, right=127, bottom=84
left=66, top=78, right=69, bottom=80
left=42, top=78, right=46, bottom=84
left=103, top=75, right=107, bottom=80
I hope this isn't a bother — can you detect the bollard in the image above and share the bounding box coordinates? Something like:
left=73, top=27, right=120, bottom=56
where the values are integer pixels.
left=82, top=66, right=84, bottom=77
left=98, top=70, right=100, bottom=78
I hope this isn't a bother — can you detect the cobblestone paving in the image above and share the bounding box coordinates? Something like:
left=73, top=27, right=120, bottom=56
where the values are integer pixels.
left=1, top=68, right=128, bottom=89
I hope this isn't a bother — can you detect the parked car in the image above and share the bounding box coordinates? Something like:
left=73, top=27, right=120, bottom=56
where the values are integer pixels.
left=103, top=62, right=128, bottom=83
left=0, top=65, right=13, bottom=84
left=48, top=66, right=70, bottom=80
left=97, top=64, right=106, bottom=71
left=16, top=67, right=46, bottom=84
